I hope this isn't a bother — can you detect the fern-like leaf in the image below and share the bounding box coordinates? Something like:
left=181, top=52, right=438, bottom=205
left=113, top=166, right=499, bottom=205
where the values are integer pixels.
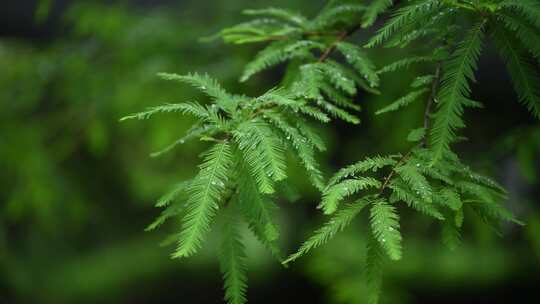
left=219, top=206, right=248, bottom=304
left=173, top=142, right=233, bottom=258
left=241, top=40, right=324, bottom=82
left=320, top=177, right=381, bottom=214
left=369, top=200, right=402, bottom=260
left=492, top=24, right=540, bottom=119
left=365, top=236, right=385, bottom=304
left=498, top=13, right=540, bottom=61
left=377, top=56, right=433, bottom=74
left=365, top=0, right=440, bottom=48
left=441, top=217, right=461, bottom=250
left=264, top=112, right=325, bottom=190
left=430, top=21, right=485, bottom=162
left=362, top=0, right=393, bottom=28
left=389, top=179, right=443, bottom=220
left=499, top=0, right=540, bottom=28
left=120, top=102, right=209, bottom=121
left=237, top=164, right=282, bottom=259
left=283, top=198, right=371, bottom=264
left=328, top=155, right=398, bottom=187
left=243, top=7, right=307, bottom=27
left=395, top=162, right=432, bottom=203
left=233, top=120, right=287, bottom=194
left=376, top=88, right=429, bottom=115
left=336, top=42, right=380, bottom=87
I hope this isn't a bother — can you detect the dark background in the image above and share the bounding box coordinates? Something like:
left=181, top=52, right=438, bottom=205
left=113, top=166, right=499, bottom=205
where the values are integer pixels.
left=1, top=1, right=539, bottom=303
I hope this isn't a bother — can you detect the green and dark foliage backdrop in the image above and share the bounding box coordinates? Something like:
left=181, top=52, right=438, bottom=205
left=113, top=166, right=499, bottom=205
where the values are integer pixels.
left=1, top=1, right=539, bottom=303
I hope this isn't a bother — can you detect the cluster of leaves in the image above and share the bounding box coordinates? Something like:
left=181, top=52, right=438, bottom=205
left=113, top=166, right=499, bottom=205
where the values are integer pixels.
left=369, top=0, right=540, bottom=162
left=121, top=72, right=329, bottom=303
left=214, top=0, right=384, bottom=124
left=285, top=142, right=521, bottom=301
left=124, top=0, right=539, bottom=303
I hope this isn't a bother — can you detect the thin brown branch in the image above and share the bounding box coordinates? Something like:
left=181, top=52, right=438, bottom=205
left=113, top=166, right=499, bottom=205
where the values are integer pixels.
left=378, top=151, right=411, bottom=196
left=377, top=142, right=423, bottom=196
left=318, top=25, right=361, bottom=62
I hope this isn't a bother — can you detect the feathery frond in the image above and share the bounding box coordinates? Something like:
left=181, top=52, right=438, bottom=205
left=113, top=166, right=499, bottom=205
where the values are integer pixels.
left=365, top=236, right=385, bottom=304
left=499, top=0, right=540, bottom=28
left=365, top=0, right=440, bottom=48
left=241, top=40, right=324, bottom=82
left=441, top=217, right=461, bottom=250
left=264, top=112, right=325, bottom=190
left=430, top=21, right=485, bottom=162
left=369, top=200, right=402, bottom=260
left=491, top=24, right=540, bottom=119
left=173, top=142, right=233, bottom=258
left=243, top=7, right=307, bottom=27
left=389, top=179, right=443, bottom=220
left=320, top=177, right=381, bottom=214
left=120, top=102, right=209, bottom=121
left=328, top=155, right=398, bottom=187
left=362, top=0, right=393, bottom=28
left=376, top=88, right=429, bottom=115
left=377, top=56, right=433, bottom=74
left=283, top=198, right=371, bottom=264
left=219, top=206, right=248, bottom=304
left=497, top=13, right=540, bottom=61
left=337, top=42, right=380, bottom=87
left=233, top=120, right=287, bottom=194
left=237, top=164, right=282, bottom=259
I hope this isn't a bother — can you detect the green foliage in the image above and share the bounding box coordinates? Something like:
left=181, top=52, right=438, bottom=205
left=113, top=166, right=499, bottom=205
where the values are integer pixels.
left=375, top=88, right=429, bottom=115
left=125, top=0, right=539, bottom=303
left=283, top=197, right=372, bottom=264
left=219, top=205, right=248, bottom=304
left=123, top=70, right=335, bottom=302
left=320, top=177, right=380, bottom=214
left=369, top=200, right=402, bottom=260
left=213, top=1, right=386, bottom=126
left=173, top=142, right=234, bottom=258
left=491, top=24, right=540, bottom=119
left=368, top=0, right=540, bottom=162
left=364, top=236, right=385, bottom=304
left=362, top=0, right=393, bottom=28
left=430, top=21, right=486, bottom=162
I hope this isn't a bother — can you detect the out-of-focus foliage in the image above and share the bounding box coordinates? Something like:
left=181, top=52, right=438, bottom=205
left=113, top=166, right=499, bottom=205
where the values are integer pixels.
left=0, top=1, right=539, bottom=304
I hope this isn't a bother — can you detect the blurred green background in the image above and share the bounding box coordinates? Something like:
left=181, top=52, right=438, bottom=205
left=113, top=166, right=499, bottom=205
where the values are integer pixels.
left=1, top=1, right=539, bottom=303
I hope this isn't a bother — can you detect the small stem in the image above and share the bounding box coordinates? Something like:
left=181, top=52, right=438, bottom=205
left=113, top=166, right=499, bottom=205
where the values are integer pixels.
left=423, top=62, right=443, bottom=147
left=377, top=142, right=423, bottom=196
left=318, top=25, right=361, bottom=62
